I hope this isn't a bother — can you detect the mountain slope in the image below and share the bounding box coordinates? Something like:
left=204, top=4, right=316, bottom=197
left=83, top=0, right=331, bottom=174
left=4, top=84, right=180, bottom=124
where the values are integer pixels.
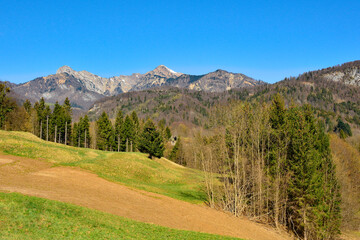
left=89, top=61, right=360, bottom=131
left=8, top=65, right=262, bottom=110
left=13, top=72, right=104, bottom=109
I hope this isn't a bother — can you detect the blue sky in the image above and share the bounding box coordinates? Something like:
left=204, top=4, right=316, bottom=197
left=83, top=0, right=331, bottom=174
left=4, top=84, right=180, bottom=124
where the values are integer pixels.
left=1, top=0, right=359, bottom=84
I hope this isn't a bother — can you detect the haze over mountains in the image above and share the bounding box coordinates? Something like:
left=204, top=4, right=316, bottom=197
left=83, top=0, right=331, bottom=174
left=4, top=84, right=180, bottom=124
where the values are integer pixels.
left=7, top=65, right=262, bottom=109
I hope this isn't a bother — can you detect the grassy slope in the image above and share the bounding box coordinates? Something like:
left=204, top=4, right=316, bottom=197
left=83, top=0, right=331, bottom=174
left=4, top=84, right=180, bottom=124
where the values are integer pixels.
left=0, top=192, right=238, bottom=240
left=0, top=130, right=206, bottom=203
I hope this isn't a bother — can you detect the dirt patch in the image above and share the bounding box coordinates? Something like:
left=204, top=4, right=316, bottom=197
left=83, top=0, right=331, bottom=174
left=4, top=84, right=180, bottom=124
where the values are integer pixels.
left=0, top=154, right=289, bottom=240
left=0, top=158, right=14, bottom=164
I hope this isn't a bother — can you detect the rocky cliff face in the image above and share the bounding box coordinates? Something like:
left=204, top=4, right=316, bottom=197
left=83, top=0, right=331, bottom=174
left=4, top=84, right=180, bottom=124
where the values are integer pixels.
left=13, top=72, right=104, bottom=109
left=322, top=67, right=360, bottom=87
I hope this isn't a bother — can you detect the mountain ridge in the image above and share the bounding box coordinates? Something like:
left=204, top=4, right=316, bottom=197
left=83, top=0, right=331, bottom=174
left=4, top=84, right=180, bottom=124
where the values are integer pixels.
left=8, top=65, right=262, bottom=109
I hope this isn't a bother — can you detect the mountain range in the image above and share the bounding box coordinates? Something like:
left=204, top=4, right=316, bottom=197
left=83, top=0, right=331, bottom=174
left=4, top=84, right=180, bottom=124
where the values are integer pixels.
left=7, top=65, right=262, bottom=109
left=88, top=61, right=360, bottom=131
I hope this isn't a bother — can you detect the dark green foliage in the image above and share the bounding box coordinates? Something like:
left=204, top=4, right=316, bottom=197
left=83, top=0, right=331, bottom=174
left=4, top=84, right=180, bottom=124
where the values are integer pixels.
left=73, top=115, right=91, bottom=148
left=0, top=83, right=15, bottom=128
left=268, top=98, right=342, bottom=239
left=122, top=115, right=136, bottom=151
left=96, top=112, right=114, bottom=151
left=138, top=119, right=164, bottom=158
left=165, top=127, right=172, bottom=140
left=114, top=110, right=124, bottom=151
left=63, top=98, right=72, bottom=144
left=334, top=118, right=352, bottom=138
left=23, top=99, right=32, bottom=113
left=169, top=137, right=184, bottom=165
left=130, top=111, right=140, bottom=150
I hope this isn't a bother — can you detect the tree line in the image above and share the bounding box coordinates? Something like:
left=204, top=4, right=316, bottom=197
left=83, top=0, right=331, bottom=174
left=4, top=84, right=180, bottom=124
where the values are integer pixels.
left=180, top=95, right=341, bottom=240
left=95, top=110, right=167, bottom=158
left=0, top=84, right=167, bottom=158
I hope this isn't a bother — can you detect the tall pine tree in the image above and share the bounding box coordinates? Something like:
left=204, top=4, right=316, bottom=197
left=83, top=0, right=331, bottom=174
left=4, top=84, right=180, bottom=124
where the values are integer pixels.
left=96, top=111, right=114, bottom=151
left=138, top=119, right=164, bottom=158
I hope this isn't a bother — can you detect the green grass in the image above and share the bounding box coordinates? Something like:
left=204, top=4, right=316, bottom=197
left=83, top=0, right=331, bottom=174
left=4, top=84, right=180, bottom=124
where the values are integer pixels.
left=0, top=130, right=206, bottom=203
left=0, top=192, right=238, bottom=240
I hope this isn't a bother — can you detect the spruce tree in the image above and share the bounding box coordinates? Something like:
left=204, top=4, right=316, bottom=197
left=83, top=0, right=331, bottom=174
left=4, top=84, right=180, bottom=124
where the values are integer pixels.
left=23, top=99, right=32, bottom=114
left=169, top=137, right=182, bottom=164
left=286, top=105, right=341, bottom=239
left=0, top=83, right=15, bottom=129
left=82, top=115, right=91, bottom=148
left=130, top=111, right=140, bottom=150
left=114, top=110, right=124, bottom=151
left=138, top=119, right=164, bottom=158
left=62, top=98, right=72, bottom=145
left=96, top=112, right=114, bottom=150
left=165, top=126, right=172, bottom=140
left=122, top=115, right=135, bottom=152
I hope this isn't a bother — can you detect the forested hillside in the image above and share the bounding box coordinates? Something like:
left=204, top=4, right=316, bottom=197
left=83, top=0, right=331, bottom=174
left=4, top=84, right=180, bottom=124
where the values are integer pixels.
left=1, top=61, right=360, bottom=239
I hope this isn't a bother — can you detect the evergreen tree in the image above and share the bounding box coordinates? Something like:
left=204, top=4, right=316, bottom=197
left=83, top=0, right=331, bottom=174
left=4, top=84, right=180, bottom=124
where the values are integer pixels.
left=82, top=115, right=91, bottom=148
left=122, top=115, right=135, bottom=152
left=114, top=110, right=124, bottom=151
left=169, top=137, right=183, bottom=164
left=43, top=105, right=51, bottom=141
left=96, top=112, right=114, bottom=150
left=165, top=126, right=172, bottom=140
left=0, top=83, right=15, bottom=129
left=35, top=98, right=46, bottom=139
left=286, top=105, right=341, bottom=239
left=130, top=111, right=140, bottom=150
left=72, top=122, right=79, bottom=146
left=334, top=118, right=352, bottom=138
left=51, top=101, right=63, bottom=143
left=23, top=99, right=32, bottom=114
left=62, top=98, right=72, bottom=145
left=138, top=119, right=164, bottom=158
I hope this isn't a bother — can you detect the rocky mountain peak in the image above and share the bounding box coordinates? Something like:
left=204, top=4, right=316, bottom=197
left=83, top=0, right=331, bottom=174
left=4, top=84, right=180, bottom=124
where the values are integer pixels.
left=214, top=69, right=229, bottom=74
left=57, top=66, right=75, bottom=75
left=148, top=65, right=182, bottom=77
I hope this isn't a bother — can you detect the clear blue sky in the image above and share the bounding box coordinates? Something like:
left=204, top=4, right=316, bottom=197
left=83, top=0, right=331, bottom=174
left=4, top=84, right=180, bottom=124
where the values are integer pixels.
left=1, top=0, right=359, bottom=84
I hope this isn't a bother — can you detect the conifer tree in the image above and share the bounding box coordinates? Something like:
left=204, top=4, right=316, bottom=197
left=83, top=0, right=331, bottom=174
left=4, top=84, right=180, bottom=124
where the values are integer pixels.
left=114, top=110, right=124, bottom=151
left=286, top=105, right=341, bottom=239
left=51, top=101, right=63, bottom=143
left=35, top=98, right=46, bottom=139
left=138, top=119, right=164, bottom=158
left=23, top=99, right=32, bottom=114
left=165, top=126, right=172, bottom=140
left=82, top=115, right=90, bottom=148
left=96, top=112, right=114, bottom=150
left=0, top=83, right=15, bottom=129
left=62, top=98, right=72, bottom=145
left=169, top=137, right=183, bottom=164
left=122, top=115, right=135, bottom=152
left=130, top=111, right=140, bottom=150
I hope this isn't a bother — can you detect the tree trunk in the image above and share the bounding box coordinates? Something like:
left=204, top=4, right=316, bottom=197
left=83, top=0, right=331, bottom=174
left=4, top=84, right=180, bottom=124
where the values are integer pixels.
left=85, top=129, right=87, bottom=148
left=46, top=116, right=49, bottom=141
left=117, top=135, right=120, bottom=152
left=126, top=138, right=129, bottom=152
left=65, top=121, right=67, bottom=145
left=40, top=120, right=42, bottom=139
left=130, top=141, right=133, bottom=152
left=54, top=125, right=57, bottom=143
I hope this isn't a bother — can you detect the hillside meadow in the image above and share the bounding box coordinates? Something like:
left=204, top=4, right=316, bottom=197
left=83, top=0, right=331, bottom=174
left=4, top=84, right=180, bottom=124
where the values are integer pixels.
left=0, top=192, right=238, bottom=240
left=0, top=130, right=207, bottom=204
